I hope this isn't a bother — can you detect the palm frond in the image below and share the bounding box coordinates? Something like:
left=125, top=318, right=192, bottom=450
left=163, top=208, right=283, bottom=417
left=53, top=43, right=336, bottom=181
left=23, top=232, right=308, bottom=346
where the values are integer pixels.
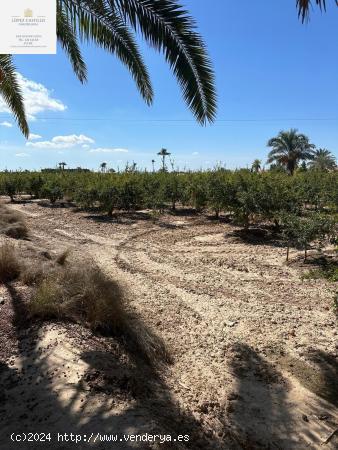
left=61, top=0, right=153, bottom=104
left=0, top=55, right=29, bottom=138
left=112, top=0, right=216, bottom=124
left=297, top=0, right=338, bottom=22
left=57, top=4, right=87, bottom=83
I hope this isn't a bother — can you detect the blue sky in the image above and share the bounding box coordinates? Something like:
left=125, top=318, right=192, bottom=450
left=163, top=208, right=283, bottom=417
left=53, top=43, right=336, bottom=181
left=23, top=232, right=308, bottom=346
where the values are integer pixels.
left=1, top=0, right=338, bottom=171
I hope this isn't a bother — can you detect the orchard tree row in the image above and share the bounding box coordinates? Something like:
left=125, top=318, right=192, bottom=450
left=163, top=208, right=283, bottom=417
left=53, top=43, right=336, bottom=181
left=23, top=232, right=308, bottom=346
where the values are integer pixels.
left=1, top=169, right=337, bottom=260
left=0, top=168, right=337, bottom=217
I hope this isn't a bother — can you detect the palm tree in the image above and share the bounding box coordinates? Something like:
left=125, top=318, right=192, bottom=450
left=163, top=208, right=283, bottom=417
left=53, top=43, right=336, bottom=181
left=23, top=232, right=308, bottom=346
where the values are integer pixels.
left=158, top=148, right=171, bottom=171
left=267, top=129, right=315, bottom=175
left=308, top=148, right=337, bottom=171
left=1, top=0, right=216, bottom=137
left=151, top=159, right=155, bottom=172
left=100, top=162, right=107, bottom=173
left=251, top=159, right=261, bottom=173
left=58, top=161, right=67, bottom=170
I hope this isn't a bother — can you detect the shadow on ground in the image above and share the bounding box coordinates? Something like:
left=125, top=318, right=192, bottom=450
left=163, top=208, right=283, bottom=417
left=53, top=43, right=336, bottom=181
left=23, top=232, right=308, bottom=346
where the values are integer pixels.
left=226, top=343, right=338, bottom=449
left=226, top=342, right=296, bottom=450
left=0, top=278, right=234, bottom=449
left=278, top=350, right=338, bottom=408
left=227, top=227, right=285, bottom=249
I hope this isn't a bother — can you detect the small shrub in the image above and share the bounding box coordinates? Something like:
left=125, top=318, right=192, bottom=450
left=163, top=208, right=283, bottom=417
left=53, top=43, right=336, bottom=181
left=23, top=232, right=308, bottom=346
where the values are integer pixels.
left=30, top=265, right=124, bottom=332
left=0, top=243, right=21, bottom=283
left=0, top=204, right=28, bottom=239
left=302, top=261, right=338, bottom=282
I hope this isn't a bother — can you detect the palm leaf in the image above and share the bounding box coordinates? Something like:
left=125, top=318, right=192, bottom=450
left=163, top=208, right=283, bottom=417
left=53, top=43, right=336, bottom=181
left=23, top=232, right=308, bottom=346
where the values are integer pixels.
left=297, top=0, right=338, bottom=22
left=57, top=4, right=87, bottom=83
left=112, top=0, right=216, bottom=124
left=61, top=0, right=153, bottom=104
left=0, top=55, right=29, bottom=138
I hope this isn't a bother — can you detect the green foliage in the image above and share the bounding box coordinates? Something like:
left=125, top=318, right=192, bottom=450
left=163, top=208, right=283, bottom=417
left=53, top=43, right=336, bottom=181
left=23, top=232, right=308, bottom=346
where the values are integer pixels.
left=2, top=0, right=217, bottom=137
left=3, top=179, right=17, bottom=202
left=267, top=129, right=315, bottom=175
left=41, top=182, right=63, bottom=204
left=0, top=55, right=29, bottom=137
left=280, top=212, right=336, bottom=261
left=0, top=169, right=337, bottom=233
left=28, top=175, right=44, bottom=198
left=303, top=263, right=338, bottom=282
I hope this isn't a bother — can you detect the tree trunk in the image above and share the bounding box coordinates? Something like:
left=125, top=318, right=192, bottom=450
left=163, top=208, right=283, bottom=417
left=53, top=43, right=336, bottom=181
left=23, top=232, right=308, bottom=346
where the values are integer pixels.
left=286, top=246, right=289, bottom=262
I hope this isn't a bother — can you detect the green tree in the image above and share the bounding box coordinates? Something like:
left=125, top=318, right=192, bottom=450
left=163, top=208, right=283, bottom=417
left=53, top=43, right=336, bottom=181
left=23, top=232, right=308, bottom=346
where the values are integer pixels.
left=4, top=179, right=17, bottom=202
left=308, top=148, right=337, bottom=172
left=2, top=0, right=216, bottom=136
left=281, top=212, right=335, bottom=261
left=267, top=129, right=315, bottom=175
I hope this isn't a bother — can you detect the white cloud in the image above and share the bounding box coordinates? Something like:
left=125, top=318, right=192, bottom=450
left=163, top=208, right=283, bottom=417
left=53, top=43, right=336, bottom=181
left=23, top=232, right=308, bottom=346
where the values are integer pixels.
left=28, top=133, right=42, bottom=140
left=89, top=147, right=129, bottom=153
left=192, top=152, right=199, bottom=155
left=15, top=152, right=29, bottom=157
left=27, top=134, right=94, bottom=149
left=0, top=73, right=66, bottom=120
left=0, top=121, right=13, bottom=128
left=82, top=144, right=90, bottom=149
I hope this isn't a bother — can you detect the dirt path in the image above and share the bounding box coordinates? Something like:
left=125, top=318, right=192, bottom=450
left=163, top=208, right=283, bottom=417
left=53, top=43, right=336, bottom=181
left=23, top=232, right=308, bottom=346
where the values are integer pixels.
left=2, top=202, right=338, bottom=449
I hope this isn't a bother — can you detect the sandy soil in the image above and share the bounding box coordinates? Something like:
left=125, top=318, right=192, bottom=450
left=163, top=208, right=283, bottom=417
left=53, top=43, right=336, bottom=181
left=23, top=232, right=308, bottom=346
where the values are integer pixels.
left=0, top=201, right=337, bottom=449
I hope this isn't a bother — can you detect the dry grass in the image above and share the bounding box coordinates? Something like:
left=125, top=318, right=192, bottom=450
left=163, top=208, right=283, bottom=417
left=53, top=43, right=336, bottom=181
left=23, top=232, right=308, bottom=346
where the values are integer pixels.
left=20, top=263, right=48, bottom=286
left=29, top=258, right=169, bottom=364
left=56, top=248, right=70, bottom=266
left=0, top=243, right=21, bottom=283
left=5, top=234, right=169, bottom=365
left=19, top=244, right=54, bottom=286
left=30, top=264, right=124, bottom=332
left=0, top=204, right=28, bottom=239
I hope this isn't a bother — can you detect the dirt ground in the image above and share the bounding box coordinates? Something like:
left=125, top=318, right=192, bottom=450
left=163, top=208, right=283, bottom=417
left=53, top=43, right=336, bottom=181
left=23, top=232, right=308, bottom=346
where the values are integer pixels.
left=0, top=200, right=337, bottom=449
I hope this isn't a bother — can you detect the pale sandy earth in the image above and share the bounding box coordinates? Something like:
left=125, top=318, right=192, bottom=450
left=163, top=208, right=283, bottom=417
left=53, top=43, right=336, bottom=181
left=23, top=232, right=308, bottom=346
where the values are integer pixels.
left=0, top=201, right=337, bottom=449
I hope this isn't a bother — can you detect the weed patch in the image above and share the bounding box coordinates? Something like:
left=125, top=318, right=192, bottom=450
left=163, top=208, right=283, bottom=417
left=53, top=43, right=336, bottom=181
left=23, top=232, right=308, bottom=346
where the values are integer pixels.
left=302, top=260, right=338, bottom=282
left=0, top=243, right=21, bottom=283
left=30, top=265, right=124, bottom=333
left=0, top=204, right=28, bottom=239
